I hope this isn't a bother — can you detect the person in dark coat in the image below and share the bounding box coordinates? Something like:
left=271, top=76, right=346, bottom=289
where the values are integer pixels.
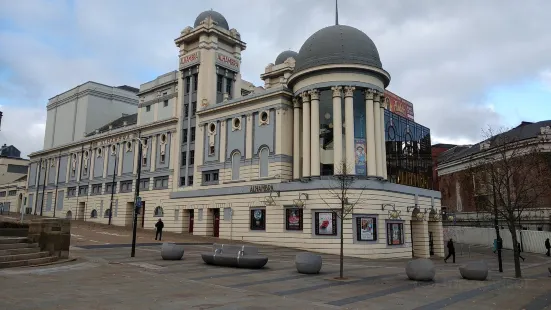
left=517, top=243, right=525, bottom=261
left=444, top=238, right=455, bottom=263
left=545, top=238, right=550, bottom=257
left=155, top=218, right=164, bottom=241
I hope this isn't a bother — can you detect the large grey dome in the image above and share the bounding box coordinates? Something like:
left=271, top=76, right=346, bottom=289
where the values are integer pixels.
left=295, top=25, right=382, bottom=73
left=194, top=10, right=229, bottom=30
left=275, top=50, right=299, bottom=65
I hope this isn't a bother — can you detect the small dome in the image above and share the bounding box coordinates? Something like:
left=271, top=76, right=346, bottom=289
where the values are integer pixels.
left=295, top=25, right=382, bottom=73
left=194, top=10, right=229, bottom=30
left=275, top=50, right=299, bottom=65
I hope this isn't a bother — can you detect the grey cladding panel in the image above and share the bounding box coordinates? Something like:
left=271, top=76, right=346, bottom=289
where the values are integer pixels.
left=226, top=118, right=245, bottom=160
left=47, top=165, right=56, bottom=184
left=107, top=145, right=119, bottom=176
left=122, top=142, right=134, bottom=174
left=204, top=123, right=220, bottom=163
left=253, top=110, right=275, bottom=155
left=56, top=190, right=64, bottom=210
left=46, top=192, right=52, bottom=211
left=28, top=163, right=37, bottom=187
left=93, top=154, right=104, bottom=178
left=7, top=164, right=27, bottom=174
left=156, top=133, right=171, bottom=169
left=58, top=156, right=68, bottom=183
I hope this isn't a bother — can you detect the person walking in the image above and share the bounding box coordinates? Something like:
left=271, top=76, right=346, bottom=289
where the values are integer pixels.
left=155, top=218, right=164, bottom=241
left=545, top=238, right=550, bottom=257
left=517, top=243, right=525, bottom=261
left=493, top=239, right=497, bottom=254
left=444, top=238, right=456, bottom=263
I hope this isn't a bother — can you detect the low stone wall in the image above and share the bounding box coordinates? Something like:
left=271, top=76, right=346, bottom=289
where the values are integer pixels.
left=27, top=219, right=71, bottom=259
left=0, top=221, right=29, bottom=237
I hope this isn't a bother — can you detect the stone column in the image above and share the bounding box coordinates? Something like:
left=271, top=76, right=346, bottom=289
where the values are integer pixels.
left=428, top=220, right=445, bottom=257
left=374, top=93, right=382, bottom=178
left=344, top=86, right=355, bottom=175
left=293, top=98, right=301, bottom=179
left=365, top=90, right=376, bottom=176
left=301, top=92, right=311, bottom=177
left=309, top=89, right=320, bottom=176
left=331, top=86, right=343, bottom=174
left=379, top=95, right=388, bottom=179
left=412, top=220, right=430, bottom=258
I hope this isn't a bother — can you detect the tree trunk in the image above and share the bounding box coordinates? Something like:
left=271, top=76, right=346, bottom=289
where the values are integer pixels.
left=509, top=222, right=522, bottom=278
left=340, top=200, right=344, bottom=279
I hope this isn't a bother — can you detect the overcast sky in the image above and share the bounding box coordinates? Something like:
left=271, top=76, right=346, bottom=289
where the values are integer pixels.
left=1, top=0, right=551, bottom=158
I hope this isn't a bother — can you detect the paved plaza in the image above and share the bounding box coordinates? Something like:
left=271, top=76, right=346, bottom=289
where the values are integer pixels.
left=0, top=219, right=550, bottom=309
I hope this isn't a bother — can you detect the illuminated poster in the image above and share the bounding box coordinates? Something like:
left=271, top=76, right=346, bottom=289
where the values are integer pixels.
left=384, top=90, right=414, bottom=121
left=315, top=212, right=337, bottom=235
left=286, top=208, right=303, bottom=231
left=356, top=217, right=377, bottom=241
left=354, top=138, right=366, bottom=176
left=387, top=222, right=404, bottom=245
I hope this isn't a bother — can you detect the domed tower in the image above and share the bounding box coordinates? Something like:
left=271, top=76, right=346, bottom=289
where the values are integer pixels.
left=260, top=50, right=299, bottom=89
left=173, top=10, right=247, bottom=187
left=287, top=24, right=391, bottom=180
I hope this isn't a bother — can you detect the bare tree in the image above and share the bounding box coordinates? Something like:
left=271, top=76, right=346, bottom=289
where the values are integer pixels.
left=319, top=161, right=366, bottom=279
left=464, top=126, right=551, bottom=278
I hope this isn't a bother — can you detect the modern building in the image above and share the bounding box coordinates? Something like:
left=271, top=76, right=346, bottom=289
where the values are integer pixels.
left=20, top=9, right=443, bottom=259
left=438, top=120, right=551, bottom=230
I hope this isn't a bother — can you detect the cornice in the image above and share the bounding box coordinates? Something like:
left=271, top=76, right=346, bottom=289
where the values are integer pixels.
left=29, top=118, right=178, bottom=158
left=47, top=89, right=138, bottom=110
left=287, top=63, right=391, bottom=89
left=138, top=79, right=178, bottom=96
left=138, top=93, right=177, bottom=108
left=198, top=88, right=293, bottom=116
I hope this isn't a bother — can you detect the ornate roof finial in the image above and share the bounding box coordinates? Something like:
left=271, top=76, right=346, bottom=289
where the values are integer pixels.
left=335, top=0, right=339, bottom=25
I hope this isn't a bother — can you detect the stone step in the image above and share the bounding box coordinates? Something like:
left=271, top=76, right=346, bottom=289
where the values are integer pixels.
left=0, top=247, right=40, bottom=256
left=0, top=242, right=38, bottom=250
left=0, top=251, right=50, bottom=262
left=0, top=237, right=28, bottom=244
left=0, top=256, right=58, bottom=269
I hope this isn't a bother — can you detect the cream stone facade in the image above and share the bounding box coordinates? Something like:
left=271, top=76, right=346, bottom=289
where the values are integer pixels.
left=15, top=9, right=443, bottom=259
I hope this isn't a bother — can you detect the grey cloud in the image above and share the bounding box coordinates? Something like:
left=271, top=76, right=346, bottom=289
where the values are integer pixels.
left=1, top=0, right=550, bottom=157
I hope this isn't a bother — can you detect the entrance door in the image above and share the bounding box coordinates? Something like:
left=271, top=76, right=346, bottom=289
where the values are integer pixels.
left=189, top=210, right=194, bottom=234
left=77, top=202, right=85, bottom=221
left=213, top=209, right=220, bottom=238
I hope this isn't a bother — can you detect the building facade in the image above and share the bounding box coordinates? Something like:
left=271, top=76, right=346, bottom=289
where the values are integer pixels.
left=20, top=10, right=443, bottom=259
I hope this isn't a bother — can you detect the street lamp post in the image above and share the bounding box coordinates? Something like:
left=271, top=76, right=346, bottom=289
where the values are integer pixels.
left=131, top=134, right=143, bottom=258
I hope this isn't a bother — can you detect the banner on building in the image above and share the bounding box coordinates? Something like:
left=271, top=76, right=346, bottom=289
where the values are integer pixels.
left=384, top=90, right=414, bottom=121
left=354, top=138, right=366, bottom=176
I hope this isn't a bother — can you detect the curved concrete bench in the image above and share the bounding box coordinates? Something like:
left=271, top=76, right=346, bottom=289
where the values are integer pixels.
left=201, top=243, right=268, bottom=269
left=161, top=243, right=184, bottom=260
left=459, top=261, right=488, bottom=281
left=406, top=258, right=435, bottom=281
left=295, top=252, right=322, bottom=274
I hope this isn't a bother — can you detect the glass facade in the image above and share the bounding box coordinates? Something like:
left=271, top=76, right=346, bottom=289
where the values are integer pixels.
left=384, top=109, right=433, bottom=189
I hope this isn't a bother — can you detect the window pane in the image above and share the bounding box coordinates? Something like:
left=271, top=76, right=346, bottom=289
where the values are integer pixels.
left=259, top=148, right=269, bottom=177
left=232, top=152, right=240, bottom=180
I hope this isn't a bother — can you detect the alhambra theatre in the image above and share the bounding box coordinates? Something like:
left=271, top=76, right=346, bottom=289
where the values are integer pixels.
left=21, top=10, right=444, bottom=259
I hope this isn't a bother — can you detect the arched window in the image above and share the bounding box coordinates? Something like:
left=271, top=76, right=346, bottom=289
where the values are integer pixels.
left=104, top=209, right=111, bottom=218
left=65, top=210, right=72, bottom=220
left=154, top=206, right=164, bottom=217
left=90, top=209, right=98, bottom=218
left=259, top=147, right=269, bottom=178
left=231, top=151, right=241, bottom=180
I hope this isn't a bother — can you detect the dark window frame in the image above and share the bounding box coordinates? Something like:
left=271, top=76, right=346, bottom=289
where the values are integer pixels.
left=120, top=181, right=133, bottom=193
left=285, top=207, right=303, bottom=231
left=386, top=222, right=405, bottom=246
left=250, top=208, right=266, bottom=231
left=314, top=211, right=338, bottom=236
left=355, top=216, right=378, bottom=241
left=153, top=176, right=169, bottom=190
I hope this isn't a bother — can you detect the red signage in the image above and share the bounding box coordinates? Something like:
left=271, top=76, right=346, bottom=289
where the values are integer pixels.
left=216, top=53, right=239, bottom=69
left=384, top=90, right=414, bottom=121
left=181, top=52, right=199, bottom=65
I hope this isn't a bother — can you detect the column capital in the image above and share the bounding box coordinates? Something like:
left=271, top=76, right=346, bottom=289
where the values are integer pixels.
left=308, top=89, right=320, bottom=100
left=344, top=86, right=355, bottom=98
left=300, top=92, right=310, bottom=103
left=292, top=98, right=301, bottom=108
left=331, top=86, right=343, bottom=98
left=374, top=93, right=383, bottom=102
left=364, top=89, right=375, bottom=100
left=377, top=95, right=387, bottom=108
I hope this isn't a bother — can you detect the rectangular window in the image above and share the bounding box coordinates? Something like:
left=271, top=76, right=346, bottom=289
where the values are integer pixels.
left=188, top=176, right=193, bottom=186
left=105, top=183, right=115, bottom=194
left=78, top=186, right=88, bottom=196
left=192, top=102, right=197, bottom=116
left=8, top=190, right=17, bottom=196
left=190, top=127, right=196, bottom=141
left=120, top=181, right=132, bottom=193
left=185, top=76, right=191, bottom=93
left=225, top=78, right=232, bottom=96
left=387, top=222, right=404, bottom=245
left=163, top=100, right=168, bottom=107
left=142, top=157, right=147, bottom=166
left=160, top=154, right=166, bottom=163
left=216, top=74, right=223, bottom=92
left=0, top=191, right=6, bottom=197
left=314, top=212, right=337, bottom=236
left=190, top=150, right=195, bottom=165
left=213, top=172, right=219, bottom=181
left=139, top=178, right=149, bottom=191
left=250, top=208, right=266, bottom=230
left=184, top=104, right=189, bottom=117
left=181, top=152, right=187, bottom=166
left=204, top=173, right=211, bottom=182
left=209, top=145, right=215, bottom=156
left=154, top=176, right=169, bottom=189
left=67, top=187, right=76, bottom=197
left=91, top=184, right=102, bottom=195
left=146, top=105, right=151, bottom=112
left=356, top=217, right=377, bottom=241
left=193, top=74, right=198, bottom=91
left=180, top=177, right=185, bottom=186
left=182, top=129, right=188, bottom=143
left=202, top=170, right=219, bottom=185
left=286, top=208, right=303, bottom=231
